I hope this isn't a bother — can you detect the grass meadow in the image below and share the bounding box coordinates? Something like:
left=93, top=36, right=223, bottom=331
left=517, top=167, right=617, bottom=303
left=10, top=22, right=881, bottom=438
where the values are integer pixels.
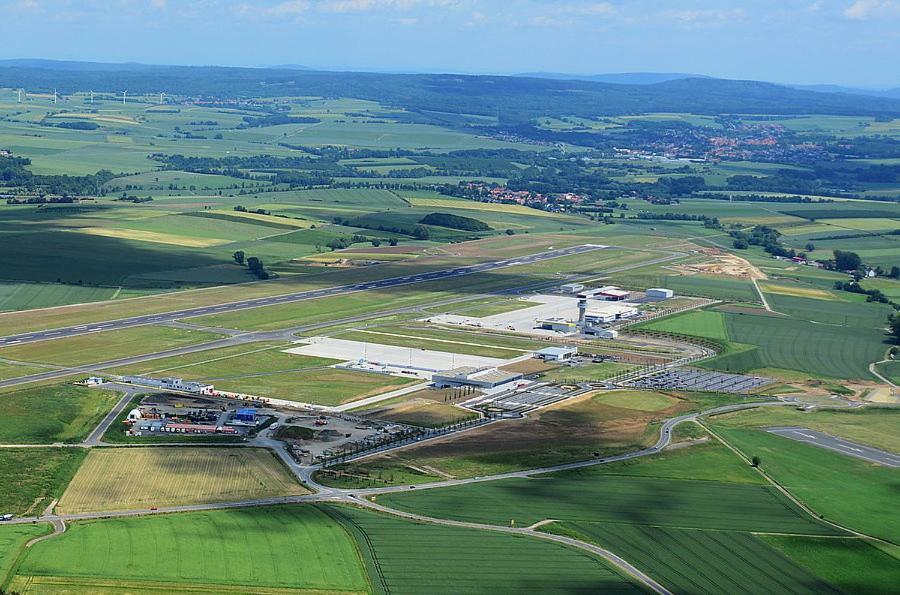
left=0, top=384, right=120, bottom=444
left=710, top=422, right=900, bottom=543
left=325, top=504, right=645, bottom=595
left=13, top=505, right=369, bottom=594
left=0, top=448, right=86, bottom=515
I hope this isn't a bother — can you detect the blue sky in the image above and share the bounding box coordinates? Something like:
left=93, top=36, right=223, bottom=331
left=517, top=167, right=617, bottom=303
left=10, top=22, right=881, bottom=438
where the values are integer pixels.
left=1, top=0, right=898, bottom=87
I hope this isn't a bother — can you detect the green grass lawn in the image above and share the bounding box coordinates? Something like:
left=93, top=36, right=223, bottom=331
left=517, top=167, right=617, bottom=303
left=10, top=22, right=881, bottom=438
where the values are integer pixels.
left=13, top=505, right=370, bottom=594
left=638, top=310, right=729, bottom=340
left=324, top=504, right=645, bottom=595
left=538, top=361, right=638, bottom=383
left=591, top=390, right=679, bottom=412
left=656, top=275, right=759, bottom=302
left=0, top=360, right=46, bottom=382
left=0, top=326, right=222, bottom=367
left=0, top=282, right=123, bottom=313
left=0, top=524, right=51, bottom=587
left=376, top=455, right=838, bottom=534
left=445, top=297, right=542, bottom=318
left=0, top=449, right=86, bottom=516
left=547, top=522, right=841, bottom=595
left=710, top=423, right=900, bottom=543
left=705, top=310, right=888, bottom=380
left=874, top=359, right=900, bottom=384
left=0, top=384, right=120, bottom=443
left=760, top=536, right=900, bottom=594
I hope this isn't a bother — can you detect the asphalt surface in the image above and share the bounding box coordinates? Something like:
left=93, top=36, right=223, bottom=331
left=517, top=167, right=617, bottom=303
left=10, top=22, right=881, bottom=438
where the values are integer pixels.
left=767, top=427, right=900, bottom=467
left=0, top=244, right=605, bottom=348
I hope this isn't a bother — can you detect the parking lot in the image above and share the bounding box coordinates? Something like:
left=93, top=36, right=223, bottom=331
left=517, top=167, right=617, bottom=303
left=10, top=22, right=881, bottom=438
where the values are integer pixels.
left=623, top=368, right=772, bottom=394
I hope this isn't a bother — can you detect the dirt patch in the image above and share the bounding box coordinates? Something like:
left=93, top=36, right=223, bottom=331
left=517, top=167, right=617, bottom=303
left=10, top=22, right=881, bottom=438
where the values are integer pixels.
left=366, top=391, right=692, bottom=474
left=671, top=248, right=767, bottom=280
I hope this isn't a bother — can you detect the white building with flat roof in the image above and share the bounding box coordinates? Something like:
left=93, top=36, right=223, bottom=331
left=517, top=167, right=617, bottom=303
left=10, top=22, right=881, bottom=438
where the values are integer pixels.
left=534, top=346, right=578, bottom=361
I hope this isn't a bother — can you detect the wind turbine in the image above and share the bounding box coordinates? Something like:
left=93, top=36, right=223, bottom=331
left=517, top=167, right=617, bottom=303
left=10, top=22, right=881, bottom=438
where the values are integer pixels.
left=122, top=90, right=127, bottom=105
left=16, top=89, right=22, bottom=103
left=159, top=92, right=165, bottom=105
left=53, top=88, right=57, bottom=105
left=89, top=90, right=94, bottom=105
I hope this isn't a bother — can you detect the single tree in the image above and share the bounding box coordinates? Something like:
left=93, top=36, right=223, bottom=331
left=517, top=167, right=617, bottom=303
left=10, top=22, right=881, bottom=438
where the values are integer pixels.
left=751, top=456, right=761, bottom=467
left=232, top=250, right=245, bottom=265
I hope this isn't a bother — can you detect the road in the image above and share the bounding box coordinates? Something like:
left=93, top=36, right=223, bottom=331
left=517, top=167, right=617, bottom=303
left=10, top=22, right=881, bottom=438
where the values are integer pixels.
left=766, top=427, right=900, bottom=467
left=0, top=244, right=605, bottom=348
left=82, top=386, right=139, bottom=446
left=2, top=399, right=790, bottom=594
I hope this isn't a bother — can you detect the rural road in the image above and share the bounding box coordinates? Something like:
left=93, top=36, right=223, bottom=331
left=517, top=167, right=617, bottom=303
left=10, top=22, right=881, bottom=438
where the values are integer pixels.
left=0, top=244, right=606, bottom=348
left=3, top=399, right=790, bottom=594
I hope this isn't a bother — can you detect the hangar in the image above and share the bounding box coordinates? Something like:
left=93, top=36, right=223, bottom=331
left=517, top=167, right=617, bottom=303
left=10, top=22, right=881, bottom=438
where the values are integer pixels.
left=432, top=366, right=523, bottom=389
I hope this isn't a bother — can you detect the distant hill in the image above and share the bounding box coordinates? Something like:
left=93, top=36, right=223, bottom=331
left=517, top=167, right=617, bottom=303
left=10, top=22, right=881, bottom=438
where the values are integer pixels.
left=2, top=59, right=900, bottom=120
left=791, top=83, right=900, bottom=100
left=517, top=72, right=712, bottom=85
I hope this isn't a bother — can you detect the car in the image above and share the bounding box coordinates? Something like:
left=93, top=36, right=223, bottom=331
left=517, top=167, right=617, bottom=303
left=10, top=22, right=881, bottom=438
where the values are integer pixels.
left=0, top=514, right=13, bottom=521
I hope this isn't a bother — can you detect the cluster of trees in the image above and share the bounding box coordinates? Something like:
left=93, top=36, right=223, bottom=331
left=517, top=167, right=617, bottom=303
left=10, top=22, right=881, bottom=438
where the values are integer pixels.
left=239, top=113, right=319, bottom=128
left=232, top=251, right=270, bottom=279
left=730, top=225, right=795, bottom=257
left=834, top=280, right=895, bottom=306
left=1, top=155, right=116, bottom=196
left=419, top=212, right=491, bottom=232
left=634, top=211, right=720, bottom=227
left=332, top=216, right=430, bottom=240
left=234, top=205, right=272, bottom=216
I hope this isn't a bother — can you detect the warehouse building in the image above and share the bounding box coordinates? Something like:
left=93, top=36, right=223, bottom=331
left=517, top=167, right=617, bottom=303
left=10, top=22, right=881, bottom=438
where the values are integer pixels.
left=560, top=283, right=585, bottom=294
left=432, top=366, right=523, bottom=389
left=646, top=288, right=675, bottom=299
left=584, top=303, right=639, bottom=324
left=534, top=346, right=578, bottom=362
left=537, top=317, right=578, bottom=333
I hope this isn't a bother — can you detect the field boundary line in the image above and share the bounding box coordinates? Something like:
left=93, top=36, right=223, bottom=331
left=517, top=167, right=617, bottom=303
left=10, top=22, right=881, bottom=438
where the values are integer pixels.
left=352, top=498, right=673, bottom=595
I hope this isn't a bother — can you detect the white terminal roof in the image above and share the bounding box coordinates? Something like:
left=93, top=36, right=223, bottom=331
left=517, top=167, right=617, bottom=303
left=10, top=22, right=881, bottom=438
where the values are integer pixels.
left=536, top=346, right=578, bottom=357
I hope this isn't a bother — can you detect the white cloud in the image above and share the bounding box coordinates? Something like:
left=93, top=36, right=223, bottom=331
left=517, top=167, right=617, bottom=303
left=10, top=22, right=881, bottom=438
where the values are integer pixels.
left=663, top=8, right=745, bottom=27
left=265, top=0, right=310, bottom=15
left=843, top=0, right=896, bottom=19
left=466, top=9, right=486, bottom=26
left=150, top=0, right=167, bottom=9
left=572, top=2, right=615, bottom=16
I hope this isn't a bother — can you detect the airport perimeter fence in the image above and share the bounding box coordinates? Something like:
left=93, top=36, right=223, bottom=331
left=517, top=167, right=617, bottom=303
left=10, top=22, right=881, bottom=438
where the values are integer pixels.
left=320, top=413, right=499, bottom=467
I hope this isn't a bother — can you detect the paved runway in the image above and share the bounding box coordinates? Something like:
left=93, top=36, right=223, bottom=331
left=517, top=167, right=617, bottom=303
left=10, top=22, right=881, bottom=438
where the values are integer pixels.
left=0, top=244, right=605, bottom=348
left=767, top=427, right=900, bottom=467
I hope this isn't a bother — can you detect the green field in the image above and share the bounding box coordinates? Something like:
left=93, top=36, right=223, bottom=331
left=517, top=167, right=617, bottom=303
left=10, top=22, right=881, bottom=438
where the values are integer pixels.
left=706, top=310, right=887, bottom=380
left=0, top=326, right=222, bottom=367
left=0, top=524, right=50, bottom=586
left=760, top=536, right=900, bottom=594
left=710, top=423, right=900, bottom=543
left=0, top=384, right=120, bottom=443
left=13, top=505, right=369, bottom=594
left=376, top=455, right=839, bottom=534
left=638, top=310, right=728, bottom=340
left=0, top=448, right=86, bottom=515
left=0, top=282, right=137, bottom=312
left=325, top=505, right=645, bottom=594
left=548, top=522, right=841, bottom=595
